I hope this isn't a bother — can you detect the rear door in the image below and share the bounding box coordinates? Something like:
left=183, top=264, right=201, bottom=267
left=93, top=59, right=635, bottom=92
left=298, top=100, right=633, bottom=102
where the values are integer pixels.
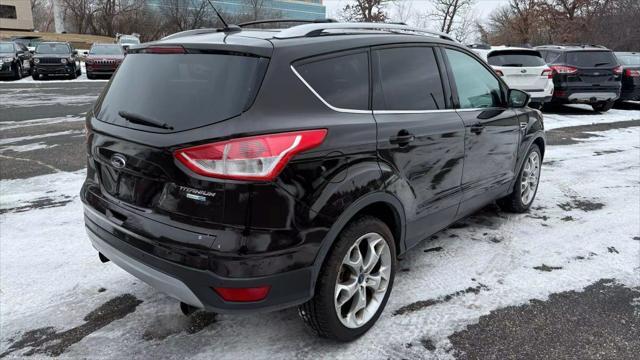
left=442, top=48, right=521, bottom=217
left=488, top=50, right=549, bottom=92
left=565, top=50, right=620, bottom=88
left=372, top=45, right=465, bottom=248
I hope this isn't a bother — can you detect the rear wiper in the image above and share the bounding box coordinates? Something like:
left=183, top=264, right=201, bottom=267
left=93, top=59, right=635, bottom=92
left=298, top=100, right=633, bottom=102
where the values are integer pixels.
left=502, top=63, right=523, bottom=67
left=118, top=111, right=174, bottom=130
left=594, top=62, right=610, bottom=67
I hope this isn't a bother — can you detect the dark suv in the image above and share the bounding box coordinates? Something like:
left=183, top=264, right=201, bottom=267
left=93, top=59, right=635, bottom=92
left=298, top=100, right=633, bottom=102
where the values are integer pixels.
left=82, top=22, right=545, bottom=341
left=32, top=42, right=82, bottom=80
left=536, top=45, right=622, bottom=112
left=0, top=41, right=32, bottom=80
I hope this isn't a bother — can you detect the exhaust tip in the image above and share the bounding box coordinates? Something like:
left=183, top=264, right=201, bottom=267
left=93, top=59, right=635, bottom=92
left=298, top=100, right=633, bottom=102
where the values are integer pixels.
left=98, top=252, right=110, bottom=263
left=180, top=302, right=199, bottom=316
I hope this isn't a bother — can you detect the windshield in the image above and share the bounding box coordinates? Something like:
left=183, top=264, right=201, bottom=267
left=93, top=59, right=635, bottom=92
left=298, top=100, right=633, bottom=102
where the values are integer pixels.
left=94, top=53, right=268, bottom=132
left=566, top=51, right=617, bottom=67
left=0, top=43, right=14, bottom=52
left=36, top=43, right=70, bottom=54
left=90, top=45, right=123, bottom=55
left=616, top=54, right=640, bottom=66
left=119, top=38, right=139, bottom=45
left=488, top=50, right=545, bottom=67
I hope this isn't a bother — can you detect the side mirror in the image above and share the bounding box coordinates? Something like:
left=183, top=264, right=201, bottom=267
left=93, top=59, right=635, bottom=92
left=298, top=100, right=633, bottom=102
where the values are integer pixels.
left=508, top=89, right=530, bottom=108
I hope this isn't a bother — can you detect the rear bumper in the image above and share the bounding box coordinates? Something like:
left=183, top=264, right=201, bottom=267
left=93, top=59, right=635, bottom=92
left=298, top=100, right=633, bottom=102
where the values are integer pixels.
left=86, top=67, right=117, bottom=75
left=83, top=204, right=314, bottom=314
left=0, top=63, right=15, bottom=76
left=552, top=87, right=620, bottom=104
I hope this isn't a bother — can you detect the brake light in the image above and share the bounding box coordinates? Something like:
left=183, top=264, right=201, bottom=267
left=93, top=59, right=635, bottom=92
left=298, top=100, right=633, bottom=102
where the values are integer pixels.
left=541, top=68, right=553, bottom=78
left=625, top=68, right=640, bottom=77
left=213, top=286, right=271, bottom=302
left=141, top=45, right=185, bottom=54
left=174, top=129, right=327, bottom=181
left=550, top=65, right=578, bottom=74
left=612, top=66, right=623, bottom=75
left=495, top=69, right=504, bottom=77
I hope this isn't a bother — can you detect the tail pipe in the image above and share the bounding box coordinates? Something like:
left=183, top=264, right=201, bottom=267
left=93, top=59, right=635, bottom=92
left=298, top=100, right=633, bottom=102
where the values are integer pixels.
left=98, top=252, right=110, bottom=263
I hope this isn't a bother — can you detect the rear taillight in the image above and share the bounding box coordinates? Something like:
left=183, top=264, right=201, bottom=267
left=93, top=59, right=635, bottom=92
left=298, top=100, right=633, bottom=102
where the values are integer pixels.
left=174, top=129, right=327, bottom=181
left=550, top=65, right=578, bottom=74
left=213, top=286, right=271, bottom=302
left=624, top=68, right=640, bottom=77
left=541, top=68, right=553, bottom=78
left=494, top=69, right=504, bottom=77
left=612, top=66, right=623, bottom=75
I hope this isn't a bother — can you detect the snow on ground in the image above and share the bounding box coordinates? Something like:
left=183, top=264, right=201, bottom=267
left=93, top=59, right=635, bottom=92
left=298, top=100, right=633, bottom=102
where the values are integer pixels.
left=543, top=104, right=640, bottom=129
left=0, top=123, right=638, bottom=358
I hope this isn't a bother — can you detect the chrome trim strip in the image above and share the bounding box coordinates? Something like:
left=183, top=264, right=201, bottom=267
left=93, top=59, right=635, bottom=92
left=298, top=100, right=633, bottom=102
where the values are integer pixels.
left=373, top=109, right=456, bottom=115
left=290, top=65, right=372, bottom=114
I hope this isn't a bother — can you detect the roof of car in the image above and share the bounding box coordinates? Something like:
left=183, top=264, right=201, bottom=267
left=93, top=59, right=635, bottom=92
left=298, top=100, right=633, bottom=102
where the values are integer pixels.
left=535, top=44, right=611, bottom=51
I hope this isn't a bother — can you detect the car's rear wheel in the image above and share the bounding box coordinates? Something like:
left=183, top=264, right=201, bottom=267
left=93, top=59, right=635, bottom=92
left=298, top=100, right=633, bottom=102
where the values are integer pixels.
left=13, top=63, right=22, bottom=80
left=592, top=101, right=614, bottom=112
left=299, top=216, right=396, bottom=341
left=498, top=144, right=541, bottom=213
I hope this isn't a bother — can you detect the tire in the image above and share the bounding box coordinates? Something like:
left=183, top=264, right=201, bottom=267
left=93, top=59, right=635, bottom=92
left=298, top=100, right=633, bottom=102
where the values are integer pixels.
left=86, top=73, right=94, bottom=80
left=298, top=216, right=396, bottom=342
left=13, top=63, right=22, bottom=80
left=497, top=144, right=542, bottom=213
left=592, top=101, right=614, bottom=112
left=76, top=65, right=81, bottom=76
left=32, top=72, right=39, bottom=80
left=69, top=67, right=77, bottom=79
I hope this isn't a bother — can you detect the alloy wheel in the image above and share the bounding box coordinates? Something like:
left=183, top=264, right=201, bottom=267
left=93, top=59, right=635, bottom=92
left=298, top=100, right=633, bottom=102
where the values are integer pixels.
left=334, top=232, right=391, bottom=329
left=520, top=151, right=540, bottom=205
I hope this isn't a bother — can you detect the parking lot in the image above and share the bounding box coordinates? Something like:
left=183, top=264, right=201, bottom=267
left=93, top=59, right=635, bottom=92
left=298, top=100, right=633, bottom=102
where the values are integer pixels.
left=1, top=79, right=639, bottom=359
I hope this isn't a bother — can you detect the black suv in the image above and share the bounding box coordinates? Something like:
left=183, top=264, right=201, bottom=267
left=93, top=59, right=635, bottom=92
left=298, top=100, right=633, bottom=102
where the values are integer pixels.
left=615, top=52, right=640, bottom=102
left=0, top=41, right=32, bottom=80
left=81, top=22, right=545, bottom=341
left=536, top=45, right=622, bottom=112
left=32, top=42, right=82, bottom=80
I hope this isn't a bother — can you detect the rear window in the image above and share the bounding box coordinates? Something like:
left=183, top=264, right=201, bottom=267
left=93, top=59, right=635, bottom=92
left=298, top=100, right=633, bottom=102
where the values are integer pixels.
left=487, top=50, right=545, bottom=67
left=617, top=54, right=640, bottom=66
left=566, top=51, right=617, bottom=67
left=94, top=53, right=268, bottom=132
left=0, top=43, right=14, bottom=52
left=294, top=52, right=369, bottom=110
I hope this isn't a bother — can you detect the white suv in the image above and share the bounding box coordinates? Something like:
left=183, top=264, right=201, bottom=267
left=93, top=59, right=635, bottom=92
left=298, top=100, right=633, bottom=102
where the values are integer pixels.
left=473, top=46, right=554, bottom=108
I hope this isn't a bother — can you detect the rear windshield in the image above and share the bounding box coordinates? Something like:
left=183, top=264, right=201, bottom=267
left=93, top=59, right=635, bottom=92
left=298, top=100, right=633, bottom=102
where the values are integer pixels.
left=617, top=54, right=640, bottom=66
left=566, top=51, right=617, bottom=67
left=90, top=45, right=123, bottom=55
left=36, top=43, right=70, bottom=54
left=94, top=53, right=268, bottom=132
left=487, top=50, right=545, bottom=67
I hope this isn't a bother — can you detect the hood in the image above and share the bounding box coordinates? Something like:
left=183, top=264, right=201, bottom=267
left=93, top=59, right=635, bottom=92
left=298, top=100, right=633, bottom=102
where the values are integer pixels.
left=86, top=54, right=124, bottom=60
left=0, top=52, right=15, bottom=57
left=33, top=53, right=70, bottom=58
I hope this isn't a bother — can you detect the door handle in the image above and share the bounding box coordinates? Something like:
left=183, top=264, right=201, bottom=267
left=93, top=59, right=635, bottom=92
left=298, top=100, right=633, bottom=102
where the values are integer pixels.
left=470, top=123, right=485, bottom=135
left=389, top=132, right=415, bottom=146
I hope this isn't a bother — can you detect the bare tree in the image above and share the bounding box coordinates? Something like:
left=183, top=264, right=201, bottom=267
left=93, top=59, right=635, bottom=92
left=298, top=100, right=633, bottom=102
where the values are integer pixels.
left=341, top=0, right=390, bottom=22
left=31, top=0, right=55, bottom=32
left=159, top=0, right=212, bottom=33
left=391, top=0, right=413, bottom=24
left=430, top=0, right=474, bottom=34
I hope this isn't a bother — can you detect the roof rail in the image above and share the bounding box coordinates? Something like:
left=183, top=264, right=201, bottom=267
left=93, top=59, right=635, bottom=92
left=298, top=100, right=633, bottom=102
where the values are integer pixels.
left=239, top=18, right=337, bottom=27
left=273, top=22, right=456, bottom=42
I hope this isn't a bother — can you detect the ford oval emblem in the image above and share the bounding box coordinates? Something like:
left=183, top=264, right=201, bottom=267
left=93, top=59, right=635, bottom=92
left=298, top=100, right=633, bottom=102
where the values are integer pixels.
left=521, top=69, right=527, bottom=73
left=110, top=154, right=127, bottom=169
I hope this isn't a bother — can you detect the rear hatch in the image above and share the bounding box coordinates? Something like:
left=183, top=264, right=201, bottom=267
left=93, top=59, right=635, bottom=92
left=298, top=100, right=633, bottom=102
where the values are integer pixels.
left=88, top=42, right=270, bottom=229
left=487, top=50, right=549, bottom=92
left=617, top=53, right=640, bottom=87
left=565, top=50, right=620, bottom=88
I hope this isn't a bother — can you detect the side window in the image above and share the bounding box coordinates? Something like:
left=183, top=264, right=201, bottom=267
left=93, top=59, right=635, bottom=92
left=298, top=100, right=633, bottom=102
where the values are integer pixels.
left=295, top=52, right=369, bottom=110
left=445, top=49, right=503, bottom=109
left=545, top=51, right=561, bottom=63
left=372, top=46, right=445, bottom=110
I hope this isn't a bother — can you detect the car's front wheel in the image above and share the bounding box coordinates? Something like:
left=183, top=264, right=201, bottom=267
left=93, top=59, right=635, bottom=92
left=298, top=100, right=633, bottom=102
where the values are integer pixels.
left=498, top=144, right=542, bottom=213
left=299, top=216, right=396, bottom=341
left=13, top=62, right=22, bottom=80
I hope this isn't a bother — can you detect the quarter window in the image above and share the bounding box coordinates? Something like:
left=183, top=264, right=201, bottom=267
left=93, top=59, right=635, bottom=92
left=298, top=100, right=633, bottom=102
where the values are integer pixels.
left=445, top=49, right=503, bottom=109
left=372, top=47, right=445, bottom=110
left=295, top=52, right=369, bottom=110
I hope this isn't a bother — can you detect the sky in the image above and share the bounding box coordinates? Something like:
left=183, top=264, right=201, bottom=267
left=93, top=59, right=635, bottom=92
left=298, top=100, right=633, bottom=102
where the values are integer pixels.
left=323, top=0, right=509, bottom=24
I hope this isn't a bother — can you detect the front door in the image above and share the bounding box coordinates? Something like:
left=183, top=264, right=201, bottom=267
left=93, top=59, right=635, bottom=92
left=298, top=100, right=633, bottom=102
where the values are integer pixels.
left=442, top=48, right=521, bottom=217
left=372, top=45, right=466, bottom=248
